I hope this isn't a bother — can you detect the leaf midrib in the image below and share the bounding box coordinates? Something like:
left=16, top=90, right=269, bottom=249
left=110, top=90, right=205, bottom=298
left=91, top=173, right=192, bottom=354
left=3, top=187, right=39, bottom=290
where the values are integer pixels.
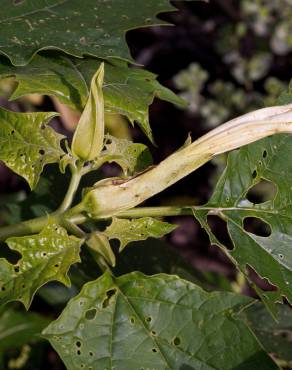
left=117, top=286, right=175, bottom=370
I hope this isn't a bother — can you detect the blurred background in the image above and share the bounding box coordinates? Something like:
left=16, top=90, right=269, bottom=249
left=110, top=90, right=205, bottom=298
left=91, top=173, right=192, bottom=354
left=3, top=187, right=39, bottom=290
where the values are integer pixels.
left=1, top=0, right=292, bottom=368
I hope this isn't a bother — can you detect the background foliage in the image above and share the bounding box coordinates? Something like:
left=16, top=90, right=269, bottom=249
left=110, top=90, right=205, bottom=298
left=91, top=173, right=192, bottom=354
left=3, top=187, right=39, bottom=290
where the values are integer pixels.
left=0, top=0, right=292, bottom=369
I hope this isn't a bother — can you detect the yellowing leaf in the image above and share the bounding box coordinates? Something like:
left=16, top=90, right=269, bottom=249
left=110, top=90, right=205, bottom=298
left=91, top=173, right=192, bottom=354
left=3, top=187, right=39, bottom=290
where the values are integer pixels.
left=0, top=223, right=82, bottom=309
left=0, top=107, right=64, bottom=189
left=99, top=135, right=152, bottom=176
left=104, top=217, right=177, bottom=251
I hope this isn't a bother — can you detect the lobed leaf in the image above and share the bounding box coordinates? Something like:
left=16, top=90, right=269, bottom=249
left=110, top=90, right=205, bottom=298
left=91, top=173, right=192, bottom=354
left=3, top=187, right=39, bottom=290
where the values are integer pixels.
left=0, top=222, right=82, bottom=308
left=43, top=271, right=278, bottom=370
left=100, top=135, right=152, bottom=176
left=194, top=134, right=292, bottom=307
left=0, top=0, right=176, bottom=66
left=104, top=217, right=177, bottom=251
left=0, top=54, right=185, bottom=142
left=0, top=107, right=64, bottom=189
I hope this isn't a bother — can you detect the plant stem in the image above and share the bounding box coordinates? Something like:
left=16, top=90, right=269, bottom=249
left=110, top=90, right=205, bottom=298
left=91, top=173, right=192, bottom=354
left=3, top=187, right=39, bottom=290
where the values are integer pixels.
left=0, top=205, right=221, bottom=242
left=117, top=206, right=194, bottom=218
left=61, top=219, right=86, bottom=238
left=0, top=212, right=60, bottom=241
left=58, top=165, right=83, bottom=212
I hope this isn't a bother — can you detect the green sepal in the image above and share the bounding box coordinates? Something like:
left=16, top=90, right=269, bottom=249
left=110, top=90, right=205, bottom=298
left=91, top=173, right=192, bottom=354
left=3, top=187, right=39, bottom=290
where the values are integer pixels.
left=87, top=232, right=116, bottom=267
left=72, top=63, right=105, bottom=161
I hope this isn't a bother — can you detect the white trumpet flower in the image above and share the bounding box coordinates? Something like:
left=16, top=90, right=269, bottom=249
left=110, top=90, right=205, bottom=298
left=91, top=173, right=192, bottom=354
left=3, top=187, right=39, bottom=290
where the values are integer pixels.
left=81, top=103, right=292, bottom=218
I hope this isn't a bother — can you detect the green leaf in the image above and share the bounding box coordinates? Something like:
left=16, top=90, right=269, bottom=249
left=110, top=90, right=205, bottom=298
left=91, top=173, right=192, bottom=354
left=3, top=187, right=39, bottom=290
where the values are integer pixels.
left=0, top=107, right=64, bottom=189
left=0, top=0, right=176, bottom=66
left=100, top=135, right=152, bottom=176
left=243, top=302, right=292, bottom=363
left=0, top=222, right=82, bottom=308
left=0, top=53, right=185, bottom=142
left=72, top=63, right=104, bottom=161
left=43, top=271, right=278, bottom=370
left=194, top=134, right=292, bottom=307
left=104, top=217, right=177, bottom=251
left=0, top=305, right=50, bottom=353
left=277, top=79, right=292, bottom=105
left=114, top=238, right=232, bottom=292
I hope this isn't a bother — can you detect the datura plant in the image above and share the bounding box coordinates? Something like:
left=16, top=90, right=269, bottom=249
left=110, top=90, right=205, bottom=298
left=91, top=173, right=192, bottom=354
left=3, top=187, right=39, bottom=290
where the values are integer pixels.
left=0, top=1, right=292, bottom=370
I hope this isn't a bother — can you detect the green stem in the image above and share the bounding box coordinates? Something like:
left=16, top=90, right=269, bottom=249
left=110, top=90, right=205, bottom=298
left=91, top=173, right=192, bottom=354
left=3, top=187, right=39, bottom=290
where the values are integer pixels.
left=61, top=220, right=86, bottom=238
left=58, top=165, right=83, bottom=212
left=0, top=205, right=219, bottom=242
left=117, top=206, right=195, bottom=218
left=0, top=212, right=60, bottom=242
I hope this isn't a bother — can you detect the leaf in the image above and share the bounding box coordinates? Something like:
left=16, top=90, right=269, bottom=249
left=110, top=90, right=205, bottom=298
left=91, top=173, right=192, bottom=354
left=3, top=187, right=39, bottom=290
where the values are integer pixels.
left=193, top=134, right=292, bottom=307
left=43, top=271, right=278, bottom=370
left=243, top=302, right=292, bottom=363
left=0, top=0, right=176, bottom=66
left=277, top=79, right=292, bottom=105
left=100, top=135, right=152, bottom=175
left=0, top=305, right=50, bottom=353
left=0, top=53, right=185, bottom=142
left=0, top=222, right=82, bottom=308
left=0, top=107, right=64, bottom=189
left=72, top=63, right=104, bottom=161
left=114, top=238, right=232, bottom=292
left=104, top=217, right=177, bottom=251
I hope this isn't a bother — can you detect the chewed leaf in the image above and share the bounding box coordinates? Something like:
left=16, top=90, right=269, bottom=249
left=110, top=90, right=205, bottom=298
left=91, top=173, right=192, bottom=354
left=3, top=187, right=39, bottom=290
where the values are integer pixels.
left=194, top=134, right=292, bottom=308
left=100, top=135, right=152, bottom=175
left=0, top=223, right=82, bottom=309
left=0, top=0, right=176, bottom=66
left=243, top=302, right=292, bottom=363
left=43, top=271, right=278, bottom=370
left=0, top=54, right=185, bottom=142
left=0, top=107, right=64, bottom=189
left=104, top=217, right=177, bottom=251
